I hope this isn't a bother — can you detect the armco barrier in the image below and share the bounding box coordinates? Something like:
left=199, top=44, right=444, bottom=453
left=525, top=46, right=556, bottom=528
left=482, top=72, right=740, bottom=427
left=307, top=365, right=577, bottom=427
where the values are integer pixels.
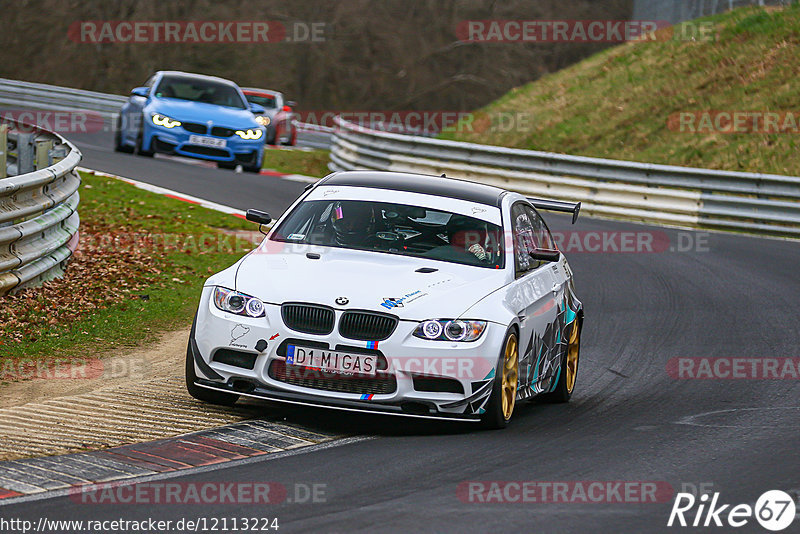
left=329, top=117, right=800, bottom=237
left=0, top=119, right=81, bottom=296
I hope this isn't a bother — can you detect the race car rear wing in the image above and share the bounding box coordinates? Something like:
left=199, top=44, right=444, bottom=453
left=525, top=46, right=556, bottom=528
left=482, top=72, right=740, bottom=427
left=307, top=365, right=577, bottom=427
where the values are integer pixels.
left=527, top=198, right=581, bottom=224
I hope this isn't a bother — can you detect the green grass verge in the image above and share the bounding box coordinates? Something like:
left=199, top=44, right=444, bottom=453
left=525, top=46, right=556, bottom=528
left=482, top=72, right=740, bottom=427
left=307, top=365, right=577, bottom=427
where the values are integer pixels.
left=0, top=171, right=257, bottom=362
left=442, top=5, right=800, bottom=176
left=261, top=148, right=330, bottom=177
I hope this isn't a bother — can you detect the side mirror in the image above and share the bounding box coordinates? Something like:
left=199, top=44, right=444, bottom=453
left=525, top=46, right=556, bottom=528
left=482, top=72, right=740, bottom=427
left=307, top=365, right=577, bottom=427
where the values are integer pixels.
left=282, top=105, right=292, bottom=112
left=246, top=209, right=272, bottom=225
left=131, top=87, right=150, bottom=98
left=286, top=101, right=297, bottom=108
left=249, top=103, right=266, bottom=114
left=529, top=249, right=560, bottom=262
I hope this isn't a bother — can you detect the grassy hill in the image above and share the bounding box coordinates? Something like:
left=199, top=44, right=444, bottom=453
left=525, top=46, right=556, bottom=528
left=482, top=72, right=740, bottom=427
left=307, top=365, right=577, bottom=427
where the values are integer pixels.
left=443, top=5, right=800, bottom=176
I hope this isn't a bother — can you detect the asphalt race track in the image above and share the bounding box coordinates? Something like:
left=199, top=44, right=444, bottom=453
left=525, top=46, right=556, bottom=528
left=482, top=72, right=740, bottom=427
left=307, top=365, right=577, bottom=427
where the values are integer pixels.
left=3, top=128, right=799, bottom=533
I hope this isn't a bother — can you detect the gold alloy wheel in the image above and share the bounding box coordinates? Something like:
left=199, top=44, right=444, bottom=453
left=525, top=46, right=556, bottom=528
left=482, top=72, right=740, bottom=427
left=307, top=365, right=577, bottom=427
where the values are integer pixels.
left=501, top=333, right=519, bottom=420
left=565, top=322, right=580, bottom=394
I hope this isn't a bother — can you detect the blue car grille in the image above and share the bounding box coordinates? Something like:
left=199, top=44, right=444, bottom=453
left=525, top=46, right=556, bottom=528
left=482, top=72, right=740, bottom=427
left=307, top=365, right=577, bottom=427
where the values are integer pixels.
left=181, top=145, right=228, bottom=158
left=182, top=122, right=207, bottom=134
left=211, top=126, right=236, bottom=138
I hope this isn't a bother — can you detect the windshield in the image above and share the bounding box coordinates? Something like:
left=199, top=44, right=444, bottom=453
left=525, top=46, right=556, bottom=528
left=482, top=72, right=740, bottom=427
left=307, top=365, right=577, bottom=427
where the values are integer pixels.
left=272, top=200, right=504, bottom=269
left=153, top=76, right=246, bottom=109
left=244, top=94, right=278, bottom=109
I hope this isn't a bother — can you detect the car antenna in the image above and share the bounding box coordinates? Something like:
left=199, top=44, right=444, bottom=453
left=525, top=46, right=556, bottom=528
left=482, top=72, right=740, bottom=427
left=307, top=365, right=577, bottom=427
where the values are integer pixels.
left=440, top=173, right=446, bottom=177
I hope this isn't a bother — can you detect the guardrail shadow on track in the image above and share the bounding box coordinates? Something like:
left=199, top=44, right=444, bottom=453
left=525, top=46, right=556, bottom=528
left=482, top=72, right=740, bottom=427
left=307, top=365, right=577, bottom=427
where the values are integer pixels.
left=0, top=119, right=82, bottom=296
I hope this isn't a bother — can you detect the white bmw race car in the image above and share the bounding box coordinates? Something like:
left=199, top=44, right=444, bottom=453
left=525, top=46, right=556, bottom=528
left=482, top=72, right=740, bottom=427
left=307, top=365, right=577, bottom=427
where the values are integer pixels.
left=187, top=171, right=584, bottom=428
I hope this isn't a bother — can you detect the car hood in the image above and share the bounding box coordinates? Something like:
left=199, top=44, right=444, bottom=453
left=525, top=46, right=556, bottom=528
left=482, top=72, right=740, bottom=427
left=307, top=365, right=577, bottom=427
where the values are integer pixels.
left=146, top=98, right=258, bottom=128
left=230, top=246, right=507, bottom=321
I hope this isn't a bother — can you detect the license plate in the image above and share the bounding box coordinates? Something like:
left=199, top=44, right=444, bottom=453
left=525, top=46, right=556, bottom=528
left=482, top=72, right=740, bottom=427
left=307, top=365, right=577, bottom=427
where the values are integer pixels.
left=188, top=135, right=226, bottom=148
left=286, top=345, right=377, bottom=376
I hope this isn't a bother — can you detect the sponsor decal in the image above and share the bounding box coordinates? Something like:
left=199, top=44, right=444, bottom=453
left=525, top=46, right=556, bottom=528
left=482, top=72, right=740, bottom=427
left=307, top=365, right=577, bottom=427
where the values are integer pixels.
left=230, top=324, right=250, bottom=347
left=380, top=290, right=426, bottom=310
left=269, top=333, right=280, bottom=341
left=286, top=233, right=306, bottom=240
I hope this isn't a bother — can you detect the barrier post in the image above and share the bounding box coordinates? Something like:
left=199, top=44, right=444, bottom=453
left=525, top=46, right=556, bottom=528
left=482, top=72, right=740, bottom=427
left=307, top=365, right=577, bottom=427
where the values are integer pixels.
left=0, top=124, right=7, bottom=179
left=16, top=132, right=35, bottom=174
left=35, top=138, right=54, bottom=170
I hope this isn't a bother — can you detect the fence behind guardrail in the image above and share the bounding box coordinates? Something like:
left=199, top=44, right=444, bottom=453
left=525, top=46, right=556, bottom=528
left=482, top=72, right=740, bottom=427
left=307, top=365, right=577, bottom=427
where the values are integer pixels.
left=0, top=119, right=82, bottom=296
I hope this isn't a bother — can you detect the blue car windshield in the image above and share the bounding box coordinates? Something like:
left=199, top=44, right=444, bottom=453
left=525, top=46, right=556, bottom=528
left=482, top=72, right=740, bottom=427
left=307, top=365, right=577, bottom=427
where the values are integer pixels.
left=153, top=76, right=246, bottom=109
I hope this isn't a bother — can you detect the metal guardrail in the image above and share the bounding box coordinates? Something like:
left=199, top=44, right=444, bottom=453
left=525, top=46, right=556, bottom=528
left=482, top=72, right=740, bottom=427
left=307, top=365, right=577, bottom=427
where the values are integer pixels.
left=329, top=117, right=800, bottom=237
left=0, top=78, right=333, bottom=149
left=0, top=119, right=82, bottom=296
left=0, top=78, right=127, bottom=116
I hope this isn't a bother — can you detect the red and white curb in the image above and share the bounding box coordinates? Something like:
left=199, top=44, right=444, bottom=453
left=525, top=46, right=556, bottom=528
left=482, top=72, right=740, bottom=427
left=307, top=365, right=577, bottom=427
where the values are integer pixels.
left=77, top=167, right=247, bottom=219
left=0, top=421, right=353, bottom=503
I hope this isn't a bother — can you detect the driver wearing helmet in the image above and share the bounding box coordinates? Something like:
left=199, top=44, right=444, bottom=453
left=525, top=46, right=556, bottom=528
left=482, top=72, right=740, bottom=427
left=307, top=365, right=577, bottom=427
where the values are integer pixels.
left=331, top=201, right=379, bottom=248
left=447, top=215, right=491, bottom=262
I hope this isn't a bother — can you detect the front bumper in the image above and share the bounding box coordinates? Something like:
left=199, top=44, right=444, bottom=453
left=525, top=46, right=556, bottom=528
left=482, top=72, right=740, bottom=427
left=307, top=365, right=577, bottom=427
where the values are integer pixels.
left=146, top=124, right=263, bottom=164
left=190, top=286, right=506, bottom=420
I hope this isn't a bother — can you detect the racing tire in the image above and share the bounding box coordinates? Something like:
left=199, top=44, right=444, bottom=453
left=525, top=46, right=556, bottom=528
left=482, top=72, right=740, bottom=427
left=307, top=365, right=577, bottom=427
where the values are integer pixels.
left=480, top=329, right=519, bottom=429
left=285, top=126, right=297, bottom=146
left=135, top=130, right=154, bottom=157
left=185, top=340, right=240, bottom=406
left=541, top=320, right=581, bottom=403
left=114, top=118, right=133, bottom=153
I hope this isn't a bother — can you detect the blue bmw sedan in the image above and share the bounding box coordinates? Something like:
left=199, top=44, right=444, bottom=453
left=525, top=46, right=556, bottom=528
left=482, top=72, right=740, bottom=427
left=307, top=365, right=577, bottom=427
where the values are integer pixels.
left=115, top=71, right=267, bottom=172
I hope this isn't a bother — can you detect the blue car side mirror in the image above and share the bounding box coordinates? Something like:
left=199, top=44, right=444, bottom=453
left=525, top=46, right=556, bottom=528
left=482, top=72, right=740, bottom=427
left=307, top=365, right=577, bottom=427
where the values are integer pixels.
left=131, top=87, right=150, bottom=98
left=249, top=103, right=266, bottom=114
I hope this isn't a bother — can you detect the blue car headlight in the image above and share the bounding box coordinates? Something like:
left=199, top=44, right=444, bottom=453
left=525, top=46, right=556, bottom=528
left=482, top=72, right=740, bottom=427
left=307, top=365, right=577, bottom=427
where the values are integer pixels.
left=213, top=287, right=265, bottom=318
left=235, top=128, right=263, bottom=140
left=413, top=319, right=487, bottom=342
left=151, top=113, right=181, bottom=128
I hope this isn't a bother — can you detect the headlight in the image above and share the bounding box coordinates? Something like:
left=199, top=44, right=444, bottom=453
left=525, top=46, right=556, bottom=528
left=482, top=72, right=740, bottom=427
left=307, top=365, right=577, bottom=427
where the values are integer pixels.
left=255, top=116, right=270, bottom=127
left=213, top=287, right=266, bottom=318
left=235, top=128, right=263, bottom=140
left=413, top=319, right=487, bottom=342
left=151, top=113, right=181, bottom=128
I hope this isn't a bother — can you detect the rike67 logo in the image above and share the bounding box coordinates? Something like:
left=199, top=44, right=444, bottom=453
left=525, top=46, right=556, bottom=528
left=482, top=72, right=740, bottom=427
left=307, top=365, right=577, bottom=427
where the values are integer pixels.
left=668, top=490, right=796, bottom=531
